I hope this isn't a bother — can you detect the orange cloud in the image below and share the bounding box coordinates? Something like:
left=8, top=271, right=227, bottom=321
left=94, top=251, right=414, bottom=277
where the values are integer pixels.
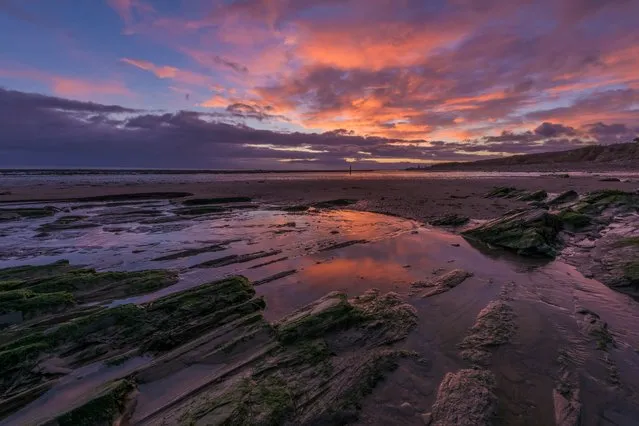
left=199, top=94, right=231, bottom=108
left=295, top=24, right=466, bottom=71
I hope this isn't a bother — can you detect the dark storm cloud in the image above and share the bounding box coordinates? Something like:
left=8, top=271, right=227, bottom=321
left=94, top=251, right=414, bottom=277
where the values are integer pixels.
left=534, top=122, right=577, bottom=138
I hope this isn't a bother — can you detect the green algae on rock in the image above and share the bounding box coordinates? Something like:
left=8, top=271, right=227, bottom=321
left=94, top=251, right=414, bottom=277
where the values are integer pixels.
left=462, top=209, right=562, bottom=257
left=275, top=291, right=360, bottom=343
left=54, top=379, right=135, bottom=426
left=518, top=189, right=548, bottom=202
left=0, top=262, right=179, bottom=305
left=0, top=276, right=261, bottom=413
left=0, top=290, right=75, bottom=319
left=0, top=207, right=57, bottom=222
left=557, top=210, right=591, bottom=230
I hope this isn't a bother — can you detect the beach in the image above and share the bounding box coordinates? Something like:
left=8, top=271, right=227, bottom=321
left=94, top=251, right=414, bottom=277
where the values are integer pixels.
left=2, top=170, right=637, bottom=221
left=1, top=171, right=638, bottom=425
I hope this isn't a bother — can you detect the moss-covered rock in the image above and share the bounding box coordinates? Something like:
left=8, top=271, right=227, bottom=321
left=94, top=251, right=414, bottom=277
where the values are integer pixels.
left=0, top=262, right=179, bottom=304
left=485, top=187, right=521, bottom=198
left=54, top=379, right=135, bottom=426
left=0, top=290, right=75, bottom=319
left=275, top=292, right=358, bottom=343
left=0, top=207, right=57, bottom=222
left=575, top=190, right=639, bottom=215
left=613, top=237, right=639, bottom=248
left=623, top=262, right=639, bottom=283
left=0, top=260, right=74, bottom=281
left=462, top=209, right=562, bottom=257
left=557, top=210, right=591, bottom=230
left=518, top=189, right=547, bottom=202
left=0, top=276, right=264, bottom=408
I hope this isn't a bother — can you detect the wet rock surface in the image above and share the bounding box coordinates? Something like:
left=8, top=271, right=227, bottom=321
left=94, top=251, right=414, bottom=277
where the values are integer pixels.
left=458, top=300, right=515, bottom=365
left=462, top=209, right=562, bottom=257
left=411, top=269, right=473, bottom=298
left=429, top=214, right=470, bottom=227
left=1, top=271, right=417, bottom=425
left=427, top=369, right=497, bottom=426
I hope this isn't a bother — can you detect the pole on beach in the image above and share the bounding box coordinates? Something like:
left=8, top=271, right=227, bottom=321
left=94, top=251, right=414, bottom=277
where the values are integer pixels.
left=349, top=165, right=352, bottom=175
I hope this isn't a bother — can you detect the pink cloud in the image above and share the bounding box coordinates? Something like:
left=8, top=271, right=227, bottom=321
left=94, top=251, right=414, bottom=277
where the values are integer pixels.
left=121, top=57, right=211, bottom=86
left=0, top=65, right=132, bottom=99
left=51, top=77, right=131, bottom=97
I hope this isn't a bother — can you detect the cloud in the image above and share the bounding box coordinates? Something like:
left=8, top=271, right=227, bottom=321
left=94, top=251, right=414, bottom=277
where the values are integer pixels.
left=121, top=58, right=211, bottom=86
left=213, top=56, right=248, bottom=74
left=50, top=77, right=131, bottom=97
left=1, top=88, right=637, bottom=169
left=0, top=66, right=132, bottom=100
left=534, top=122, right=577, bottom=138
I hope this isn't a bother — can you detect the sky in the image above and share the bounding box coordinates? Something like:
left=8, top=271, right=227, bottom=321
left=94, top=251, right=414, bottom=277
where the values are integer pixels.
left=0, top=0, right=638, bottom=169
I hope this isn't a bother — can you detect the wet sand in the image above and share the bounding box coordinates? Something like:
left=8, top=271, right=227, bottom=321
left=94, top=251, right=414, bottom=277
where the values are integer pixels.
left=1, top=172, right=637, bottom=222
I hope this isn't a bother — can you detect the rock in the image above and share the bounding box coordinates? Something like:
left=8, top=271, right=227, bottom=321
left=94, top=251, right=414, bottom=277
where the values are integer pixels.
left=577, top=309, right=614, bottom=350
left=429, top=369, right=497, bottom=426
left=485, top=187, right=521, bottom=198
left=462, top=209, right=562, bottom=257
left=412, top=269, right=473, bottom=297
left=517, top=189, right=548, bottom=202
left=0, top=207, right=57, bottom=222
left=459, top=300, right=515, bottom=365
left=548, top=190, right=578, bottom=206
left=529, top=200, right=549, bottom=209
left=422, top=412, right=433, bottom=425
left=599, top=177, right=621, bottom=182
left=553, top=389, right=581, bottom=426
left=430, top=214, right=470, bottom=227
left=557, top=210, right=591, bottom=230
